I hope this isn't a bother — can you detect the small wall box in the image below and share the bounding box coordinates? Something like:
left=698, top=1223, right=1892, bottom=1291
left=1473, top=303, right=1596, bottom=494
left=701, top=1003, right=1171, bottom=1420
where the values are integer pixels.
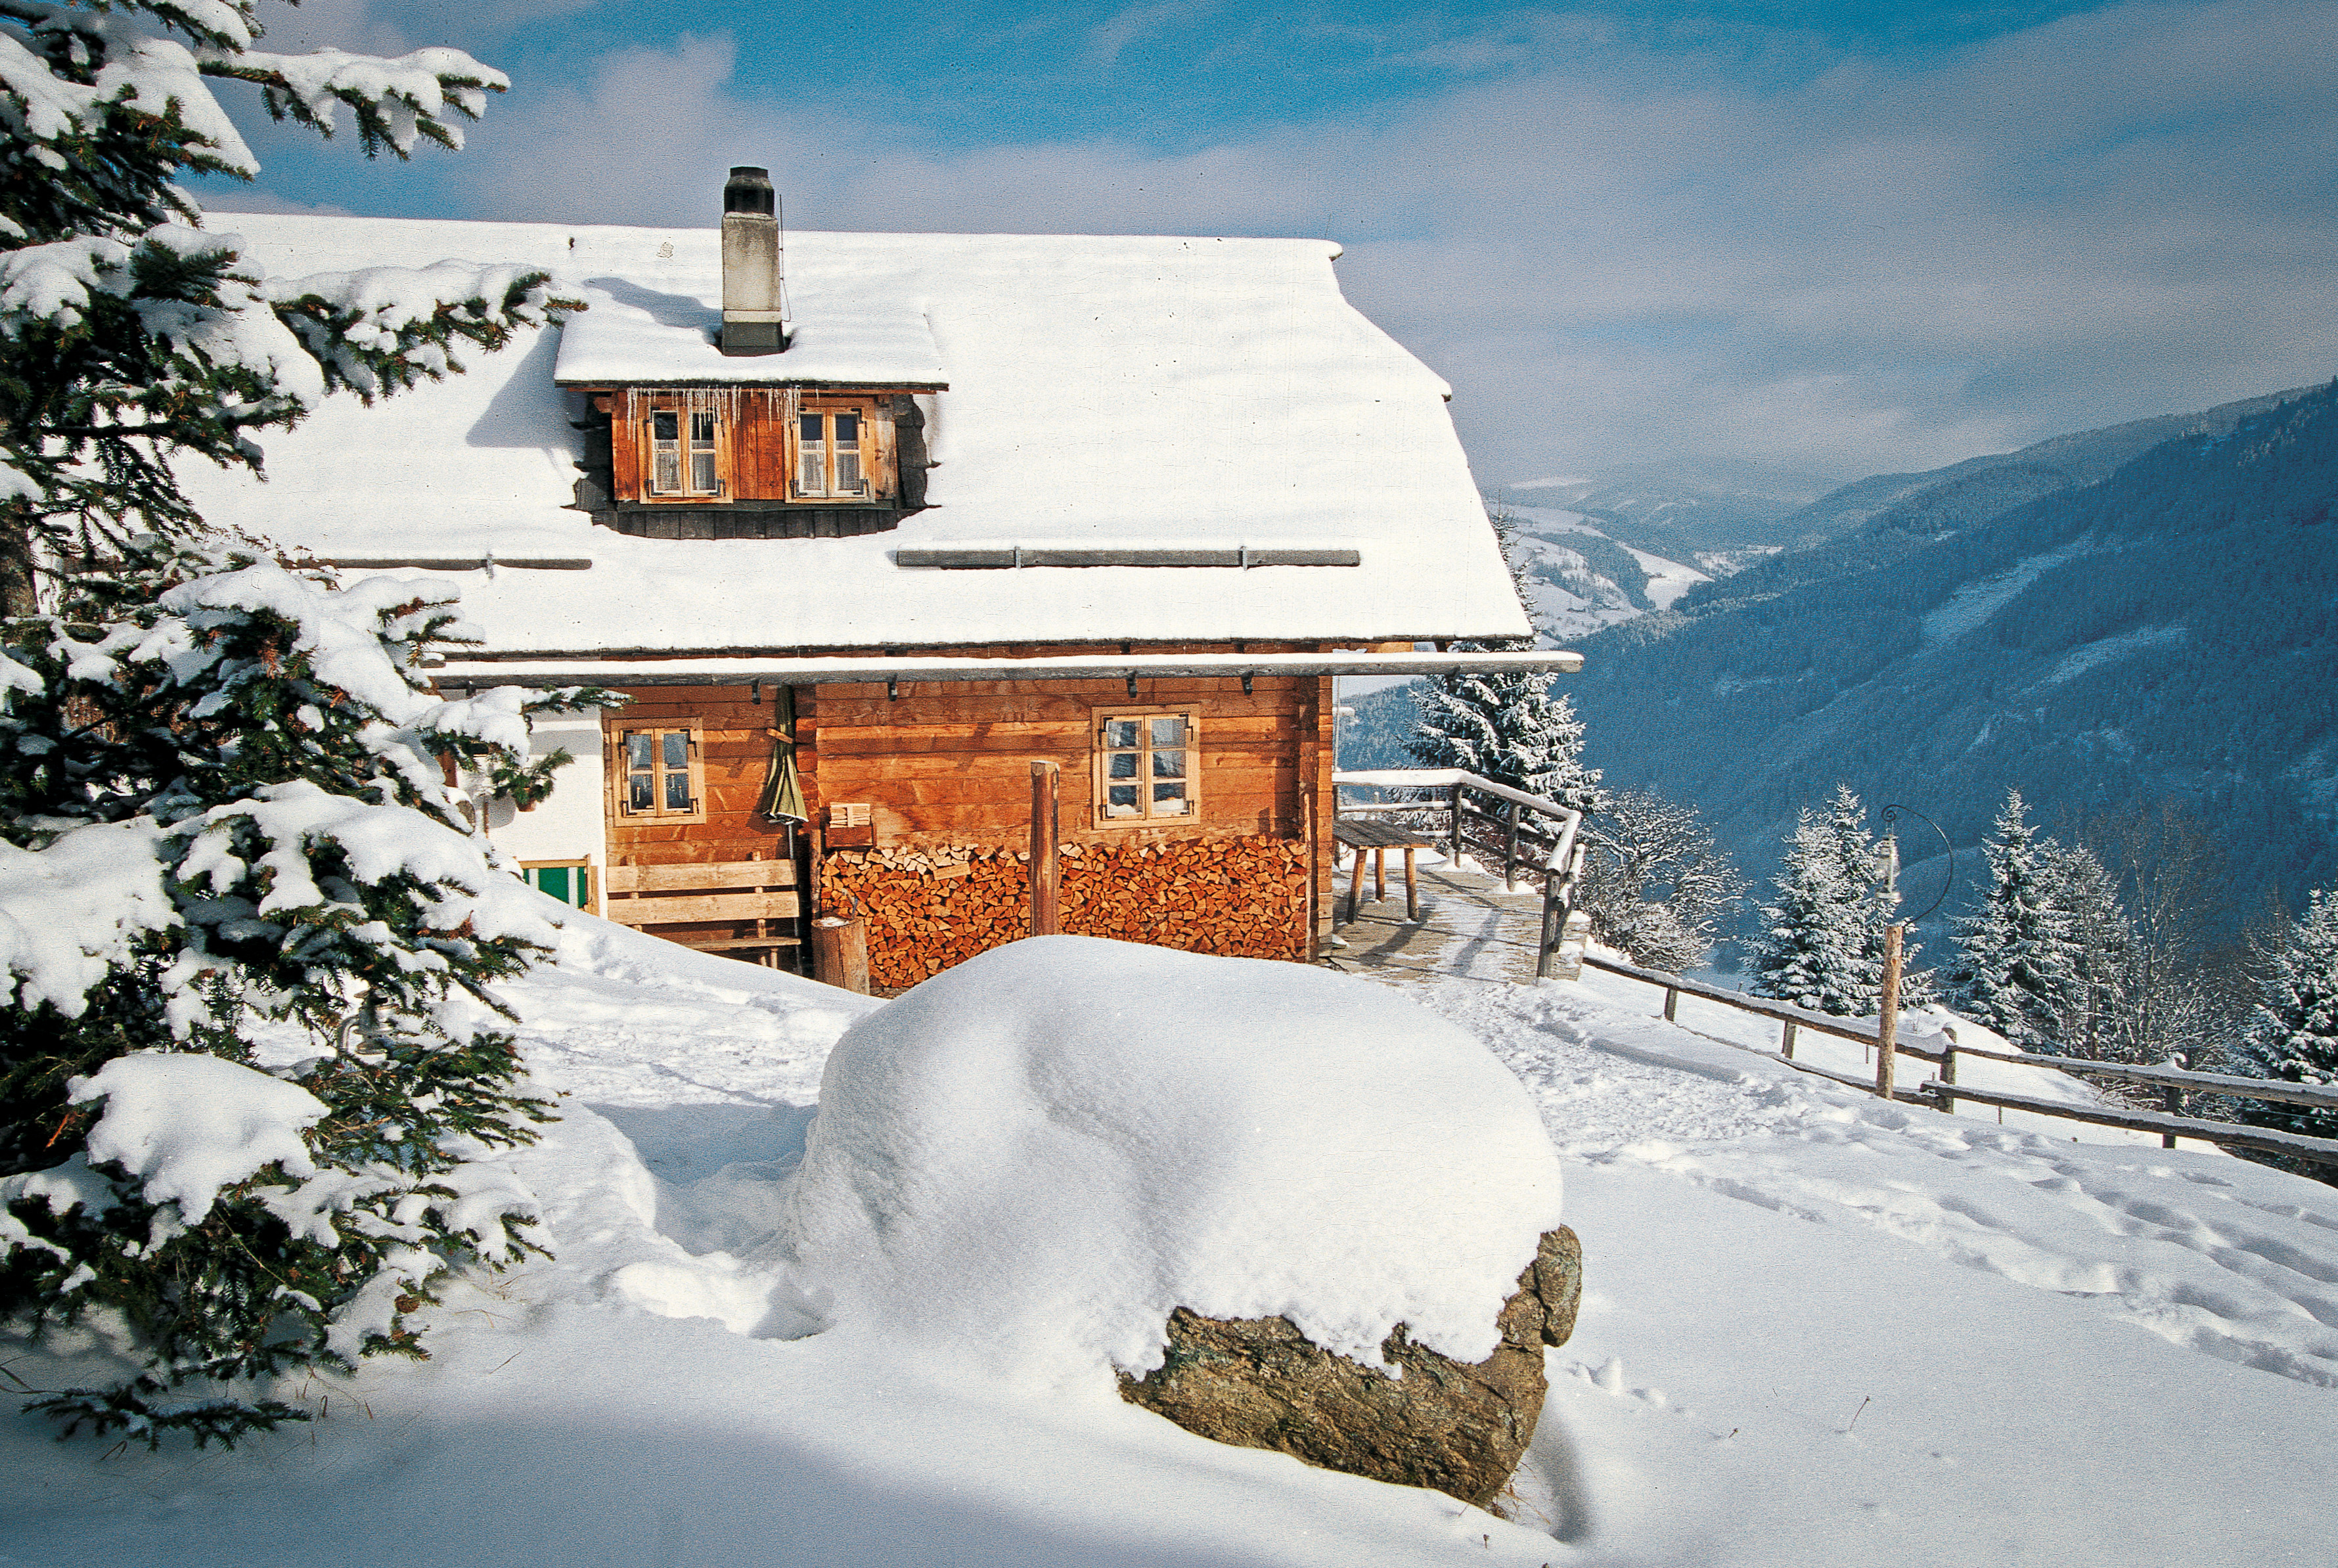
left=826, top=801, right=875, bottom=849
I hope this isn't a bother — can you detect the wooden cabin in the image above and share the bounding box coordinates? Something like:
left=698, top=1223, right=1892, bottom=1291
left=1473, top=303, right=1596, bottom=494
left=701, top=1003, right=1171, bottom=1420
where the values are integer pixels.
left=183, top=171, right=1570, bottom=987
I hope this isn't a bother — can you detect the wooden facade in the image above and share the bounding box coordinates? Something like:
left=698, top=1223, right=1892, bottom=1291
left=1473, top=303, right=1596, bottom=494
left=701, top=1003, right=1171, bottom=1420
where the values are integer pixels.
left=596, top=645, right=1345, bottom=984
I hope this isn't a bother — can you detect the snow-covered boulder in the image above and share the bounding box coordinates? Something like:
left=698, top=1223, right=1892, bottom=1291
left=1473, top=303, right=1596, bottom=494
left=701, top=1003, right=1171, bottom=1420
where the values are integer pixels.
left=782, top=935, right=1573, bottom=1495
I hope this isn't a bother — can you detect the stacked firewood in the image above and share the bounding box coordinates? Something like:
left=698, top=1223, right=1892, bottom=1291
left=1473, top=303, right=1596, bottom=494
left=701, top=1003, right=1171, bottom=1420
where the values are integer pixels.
left=822, top=836, right=1310, bottom=988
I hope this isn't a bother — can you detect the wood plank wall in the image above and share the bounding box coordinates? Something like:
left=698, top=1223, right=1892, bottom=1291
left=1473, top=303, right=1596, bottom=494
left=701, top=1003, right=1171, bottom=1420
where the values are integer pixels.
left=602, top=684, right=792, bottom=865
left=598, top=650, right=1365, bottom=975
left=601, top=392, right=899, bottom=506
left=801, top=672, right=1308, bottom=846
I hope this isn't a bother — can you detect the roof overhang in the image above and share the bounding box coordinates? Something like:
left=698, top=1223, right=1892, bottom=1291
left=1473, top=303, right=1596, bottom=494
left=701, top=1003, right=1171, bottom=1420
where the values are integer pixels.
left=429, top=648, right=1583, bottom=688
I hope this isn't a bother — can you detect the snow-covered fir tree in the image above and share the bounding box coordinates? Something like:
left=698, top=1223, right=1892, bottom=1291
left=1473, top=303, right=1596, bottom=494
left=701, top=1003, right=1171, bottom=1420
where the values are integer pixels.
left=1, top=1, right=559, bottom=616
left=1407, top=504, right=1605, bottom=813
left=2041, top=840, right=2136, bottom=1059
left=1745, top=784, right=1918, bottom=1016
left=2231, top=890, right=2338, bottom=1147
left=0, top=2, right=599, bottom=1446
left=1949, top=790, right=2085, bottom=1050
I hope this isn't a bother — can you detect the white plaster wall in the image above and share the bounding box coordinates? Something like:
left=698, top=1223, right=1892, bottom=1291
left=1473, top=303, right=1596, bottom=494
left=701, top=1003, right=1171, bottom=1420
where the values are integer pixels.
left=479, top=714, right=608, bottom=903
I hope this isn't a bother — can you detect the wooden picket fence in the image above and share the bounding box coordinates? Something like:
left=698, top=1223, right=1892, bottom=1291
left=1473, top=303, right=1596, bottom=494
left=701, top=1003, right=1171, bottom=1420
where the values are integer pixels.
left=1581, top=951, right=2338, bottom=1172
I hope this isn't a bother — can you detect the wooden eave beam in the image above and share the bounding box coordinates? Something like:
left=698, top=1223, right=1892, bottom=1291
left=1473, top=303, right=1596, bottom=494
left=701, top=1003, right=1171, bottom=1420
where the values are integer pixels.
left=428, top=648, right=1585, bottom=688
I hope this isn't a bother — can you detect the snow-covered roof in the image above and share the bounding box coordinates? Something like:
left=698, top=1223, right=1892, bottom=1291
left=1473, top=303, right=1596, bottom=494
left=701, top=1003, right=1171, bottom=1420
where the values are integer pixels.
left=177, top=214, right=1527, bottom=656
left=552, top=296, right=946, bottom=388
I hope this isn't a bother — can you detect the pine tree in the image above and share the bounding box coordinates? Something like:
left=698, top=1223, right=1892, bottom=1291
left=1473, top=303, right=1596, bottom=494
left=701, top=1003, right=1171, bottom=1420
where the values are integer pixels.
left=2231, top=890, right=2338, bottom=1146
left=1, top=1, right=563, bottom=616
left=1407, top=503, right=1604, bottom=813
left=1745, top=784, right=1923, bottom=1016
left=1950, top=789, right=2083, bottom=1049
left=0, top=3, right=600, bottom=1446
left=1747, top=807, right=1873, bottom=1015
left=2040, top=841, right=2135, bottom=1059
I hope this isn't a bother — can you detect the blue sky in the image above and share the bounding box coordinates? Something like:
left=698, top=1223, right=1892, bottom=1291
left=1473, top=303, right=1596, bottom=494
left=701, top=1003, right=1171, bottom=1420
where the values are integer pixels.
left=204, top=1, right=2338, bottom=491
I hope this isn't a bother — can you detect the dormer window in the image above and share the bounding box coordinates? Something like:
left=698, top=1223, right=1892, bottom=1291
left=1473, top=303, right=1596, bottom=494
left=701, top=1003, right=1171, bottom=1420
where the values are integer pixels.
left=650, top=409, right=723, bottom=497
left=577, top=386, right=931, bottom=535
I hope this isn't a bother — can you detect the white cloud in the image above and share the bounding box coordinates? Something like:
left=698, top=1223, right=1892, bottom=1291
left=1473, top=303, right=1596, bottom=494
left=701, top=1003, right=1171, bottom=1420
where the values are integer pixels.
left=1085, top=1, right=1216, bottom=70
left=286, top=0, right=2338, bottom=486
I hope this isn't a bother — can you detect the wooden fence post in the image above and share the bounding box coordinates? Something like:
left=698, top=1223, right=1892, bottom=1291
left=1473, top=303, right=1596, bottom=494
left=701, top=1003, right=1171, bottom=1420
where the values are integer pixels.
left=1780, top=1019, right=1797, bottom=1060
left=1502, top=801, right=1521, bottom=889
left=1029, top=760, right=1060, bottom=937
left=1875, top=922, right=1904, bottom=1100
left=1663, top=986, right=1679, bottom=1022
left=1449, top=781, right=1464, bottom=868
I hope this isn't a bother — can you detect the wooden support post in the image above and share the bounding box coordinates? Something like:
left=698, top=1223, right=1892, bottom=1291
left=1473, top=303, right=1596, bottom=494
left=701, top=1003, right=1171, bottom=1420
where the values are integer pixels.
left=1503, top=802, right=1521, bottom=889
left=1876, top=922, right=1904, bottom=1101
left=1449, top=782, right=1464, bottom=868
left=1404, top=847, right=1420, bottom=922
left=1348, top=844, right=1367, bottom=922
left=1029, top=760, right=1060, bottom=937
left=2163, top=1083, right=2183, bottom=1150
left=1933, top=1034, right=1956, bottom=1109
left=1663, top=986, right=1679, bottom=1022
left=1374, top=845, right=1387, bottom=903
left=1781, top=1019, right=1797, bottom=1060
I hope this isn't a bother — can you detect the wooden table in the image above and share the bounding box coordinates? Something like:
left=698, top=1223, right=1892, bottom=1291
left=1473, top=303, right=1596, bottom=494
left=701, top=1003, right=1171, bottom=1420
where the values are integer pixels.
left=1333, top=817, right=1433, bottom=923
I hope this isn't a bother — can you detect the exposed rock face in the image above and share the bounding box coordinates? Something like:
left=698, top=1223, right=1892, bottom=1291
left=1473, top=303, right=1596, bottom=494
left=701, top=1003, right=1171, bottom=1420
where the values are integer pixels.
left=1117, top=1226, right=1583, bottom=1508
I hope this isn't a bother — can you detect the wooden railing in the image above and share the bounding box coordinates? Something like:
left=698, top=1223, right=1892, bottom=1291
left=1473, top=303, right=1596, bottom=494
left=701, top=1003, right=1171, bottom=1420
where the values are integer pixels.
left=1332, top=769, right=1585, bottom=978
left=1582, top=951, right=2338, bottom=1171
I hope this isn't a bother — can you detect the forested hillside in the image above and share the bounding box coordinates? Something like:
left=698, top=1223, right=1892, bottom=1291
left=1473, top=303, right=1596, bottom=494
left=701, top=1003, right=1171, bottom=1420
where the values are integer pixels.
left=1570, top=380, right=2338, bottom=915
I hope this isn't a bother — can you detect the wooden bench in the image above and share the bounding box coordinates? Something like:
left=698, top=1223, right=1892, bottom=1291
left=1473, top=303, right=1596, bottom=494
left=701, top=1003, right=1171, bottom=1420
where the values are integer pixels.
left=604, top=857, right=802, bottom=965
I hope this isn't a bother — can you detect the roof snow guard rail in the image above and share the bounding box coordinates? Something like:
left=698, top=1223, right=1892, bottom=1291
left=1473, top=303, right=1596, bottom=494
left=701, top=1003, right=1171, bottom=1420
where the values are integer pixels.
left=895, top=547, right=1360, bottom=569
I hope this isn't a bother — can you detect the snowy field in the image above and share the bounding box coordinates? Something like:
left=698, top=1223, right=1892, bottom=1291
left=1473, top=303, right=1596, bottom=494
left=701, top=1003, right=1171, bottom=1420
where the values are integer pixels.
left=5, top=912, right=2335, bottom=1567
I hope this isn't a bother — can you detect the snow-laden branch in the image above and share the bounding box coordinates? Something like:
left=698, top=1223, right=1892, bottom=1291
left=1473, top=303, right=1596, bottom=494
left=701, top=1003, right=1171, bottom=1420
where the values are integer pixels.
left=200, top=45, right=506, bottom=158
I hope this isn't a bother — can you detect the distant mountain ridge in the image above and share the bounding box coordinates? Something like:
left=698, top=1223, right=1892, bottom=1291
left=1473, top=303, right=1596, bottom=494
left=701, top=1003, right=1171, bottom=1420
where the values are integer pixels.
left=1510, top=460, right=1841, bottom=568
left=1686, top=386, right=2314, bottom=614
left=1568, top=378, right=2338, bottom=918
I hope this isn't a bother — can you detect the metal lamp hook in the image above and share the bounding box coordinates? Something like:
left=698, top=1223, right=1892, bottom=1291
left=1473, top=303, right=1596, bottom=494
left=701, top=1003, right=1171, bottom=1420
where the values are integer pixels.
left=1879, top=803, right=1954, bottom=923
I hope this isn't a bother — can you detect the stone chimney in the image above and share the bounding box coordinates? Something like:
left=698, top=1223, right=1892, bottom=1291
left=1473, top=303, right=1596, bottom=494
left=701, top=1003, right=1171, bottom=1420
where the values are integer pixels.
left=720, top=166, right=786, bottom=355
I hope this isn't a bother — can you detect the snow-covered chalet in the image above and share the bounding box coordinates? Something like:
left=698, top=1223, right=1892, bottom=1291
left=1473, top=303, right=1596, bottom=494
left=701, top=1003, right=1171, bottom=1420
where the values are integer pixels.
left=183, top=169, right=1571, bottom=987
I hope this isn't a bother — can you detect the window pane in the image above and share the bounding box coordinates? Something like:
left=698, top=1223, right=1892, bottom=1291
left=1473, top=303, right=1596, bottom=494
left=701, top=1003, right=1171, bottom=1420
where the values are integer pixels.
left=835, top=447, right=864, bottom=495
left=652, top=412, right=679, bottom=439
left=690, top=412, right=716, bottom=443
left=629, top=775, right=654, bottom=812
left=627, top=733, right=652, bottom=768
left=798, top=414, right=826, bottom=495
left=834, top=413, right=859, bottom=442
left=1151, top=750, right=1185, bottom=778
left=692, top=450, right=718, bottom=491
left=1149, top=716, right=1184, bottom=748
left=1106, top=784, right=1139, bottom=813
left=1106, top=719, right=1139, bottom=748
left=662, top=731, right=688, bottom=769
left=1152, top=784, right=1188, bottom=812
left=665, top=771, right=692, bottom=811
left=1108, top=752, right=1138, bottom=779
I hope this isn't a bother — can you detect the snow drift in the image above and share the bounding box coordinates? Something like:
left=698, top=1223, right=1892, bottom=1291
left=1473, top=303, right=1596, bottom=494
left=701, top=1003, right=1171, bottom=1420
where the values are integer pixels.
left=783, top=935, right=1568, bottom=1385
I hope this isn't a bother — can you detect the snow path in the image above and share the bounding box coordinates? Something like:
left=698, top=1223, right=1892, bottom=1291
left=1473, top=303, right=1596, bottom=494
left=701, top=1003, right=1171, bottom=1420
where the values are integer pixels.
left=1420, top=974, right=2338, bottom=1391
left=5, top=915, right=2335, bottom=1567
